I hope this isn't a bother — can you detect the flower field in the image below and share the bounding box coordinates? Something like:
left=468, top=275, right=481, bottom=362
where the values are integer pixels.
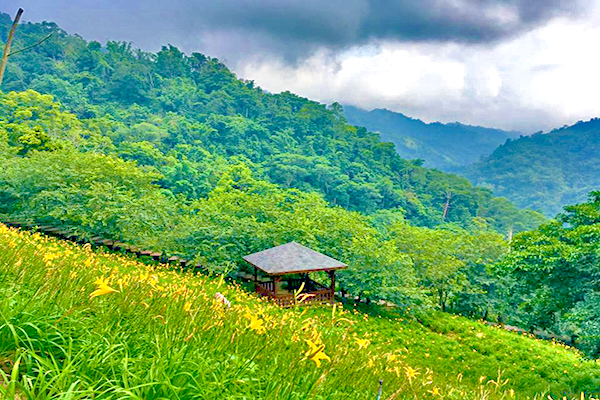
left=1, top=223, right=599, bottom=399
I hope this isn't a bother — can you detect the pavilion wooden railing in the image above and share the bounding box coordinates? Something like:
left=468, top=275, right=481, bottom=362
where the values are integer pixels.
left=255, top=280, right=332, bottom=307
left=258, top=280, right=275, bottom=293
left=283, top=277, right=329, bottom=292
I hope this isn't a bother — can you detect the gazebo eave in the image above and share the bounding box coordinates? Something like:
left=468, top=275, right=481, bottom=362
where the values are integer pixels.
left=246, top=262, right=347, bottom=277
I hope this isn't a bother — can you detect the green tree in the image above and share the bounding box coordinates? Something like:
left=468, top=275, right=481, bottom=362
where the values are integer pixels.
left=495, top=191, right=600, bottom=354
left=0, top=89, right=82, bottom=154
left=390, top=222, right=506, bottom=313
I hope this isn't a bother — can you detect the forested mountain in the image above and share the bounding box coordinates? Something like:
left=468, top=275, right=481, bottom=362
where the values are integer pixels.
left=0, top=12, right=550, bottom=323
left=344, top=105, right=521, bottom=171
left=0, top=13, right=543, bottom=233
left=464, top=118, right=600, bottom=216
left=3, top=11, right=600, bottom=366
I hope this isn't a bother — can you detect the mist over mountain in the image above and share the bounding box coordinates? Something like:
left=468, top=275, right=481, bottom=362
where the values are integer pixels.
left=343, top=105, right=521, bottom=172
left=344, top=105, right=600, bottom=218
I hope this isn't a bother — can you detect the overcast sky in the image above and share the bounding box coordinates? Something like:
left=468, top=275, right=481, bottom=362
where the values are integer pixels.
left=2, top=0, right=600, bottom=133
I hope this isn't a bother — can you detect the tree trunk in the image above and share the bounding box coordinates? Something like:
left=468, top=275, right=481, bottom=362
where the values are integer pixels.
left=442, top=191, right=452, bottom=221
left=438, top=288, right=447, bottom=311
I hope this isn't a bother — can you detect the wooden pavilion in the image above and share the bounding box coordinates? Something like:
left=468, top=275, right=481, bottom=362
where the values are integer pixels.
left=243, top=242, right=347, bottom=307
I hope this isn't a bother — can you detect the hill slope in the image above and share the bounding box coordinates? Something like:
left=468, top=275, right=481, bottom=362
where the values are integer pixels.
left=343, top=106, right=521, bottom=171
left=1, top=224, right=599, bottom=399
left=0, top=13, right=543, bottom=233
left=464, top=118, right=600, bottom=216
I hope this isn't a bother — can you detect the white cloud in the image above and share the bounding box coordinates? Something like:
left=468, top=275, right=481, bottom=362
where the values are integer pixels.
left=237, top=5, right=600, bottom=132
left=241, top=44, right=467, bottom=120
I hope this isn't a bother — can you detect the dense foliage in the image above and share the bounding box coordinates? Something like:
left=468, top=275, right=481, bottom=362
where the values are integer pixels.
left=343, top=105, right=520, bottom=172
left=0, top=12, right=548, bottom=324
left=1, top=89, right=515, bottom=313
left=0, top=13, right=544, bottom=233
left=496, top=191, right=600, bottom=356
left=2, top=225, right=599, bottom=399
left=465, top=119, right=600, bottom=216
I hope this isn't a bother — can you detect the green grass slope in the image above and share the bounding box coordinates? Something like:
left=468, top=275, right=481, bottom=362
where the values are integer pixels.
left=1, top=224, right=599, bottom=399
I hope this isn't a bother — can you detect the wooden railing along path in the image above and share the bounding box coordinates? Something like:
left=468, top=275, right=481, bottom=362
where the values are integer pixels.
left=1, top=219, right=194, bottom=269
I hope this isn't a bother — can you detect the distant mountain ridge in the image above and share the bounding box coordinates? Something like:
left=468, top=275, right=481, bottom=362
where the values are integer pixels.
left=343, top=105, right=521, bottom=171
left=463, top=118, right=600, bottom=216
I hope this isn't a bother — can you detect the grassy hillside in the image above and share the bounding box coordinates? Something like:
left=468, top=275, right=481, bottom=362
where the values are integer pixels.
left=464, top=119, right=600, bottom=216
left=343, top=106, right=520, bottom=171
left=1, top=223, right=599, bottom=399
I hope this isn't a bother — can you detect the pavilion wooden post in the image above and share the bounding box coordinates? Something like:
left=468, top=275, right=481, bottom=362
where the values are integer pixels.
left=329, top=270, right=336, bottom=304
left=274, top=276, right=281, bottom=295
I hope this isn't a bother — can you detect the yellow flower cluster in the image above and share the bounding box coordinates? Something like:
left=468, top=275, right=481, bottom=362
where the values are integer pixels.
left=4, top=223, right=598, bottom=400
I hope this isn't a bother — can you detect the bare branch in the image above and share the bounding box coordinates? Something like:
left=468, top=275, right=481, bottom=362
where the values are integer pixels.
left=8, top=33, right=53, bottom=57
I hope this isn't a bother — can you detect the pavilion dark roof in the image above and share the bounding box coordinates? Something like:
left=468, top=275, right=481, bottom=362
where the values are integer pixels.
left=243, top=242, right=347, bottom=276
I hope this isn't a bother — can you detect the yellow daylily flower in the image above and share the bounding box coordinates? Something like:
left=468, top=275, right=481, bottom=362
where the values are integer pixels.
left=244, top=312, right=267, bottom=334
left=94, top=277, right=107, bottom=285
left=355, top=338, right=371, bottom=349
left=304, top=339, right=331, bottom=368
left=405, top=366, right=420, bottom=382
left=90, top=277, right=118, bottom=298
left=310, top=350, right=331, bottom=368
left=304, top=339, right=320, bottom=357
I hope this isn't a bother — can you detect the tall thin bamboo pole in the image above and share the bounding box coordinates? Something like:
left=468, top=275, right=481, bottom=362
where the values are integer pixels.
left=0, top=8, right=24, bottom=87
